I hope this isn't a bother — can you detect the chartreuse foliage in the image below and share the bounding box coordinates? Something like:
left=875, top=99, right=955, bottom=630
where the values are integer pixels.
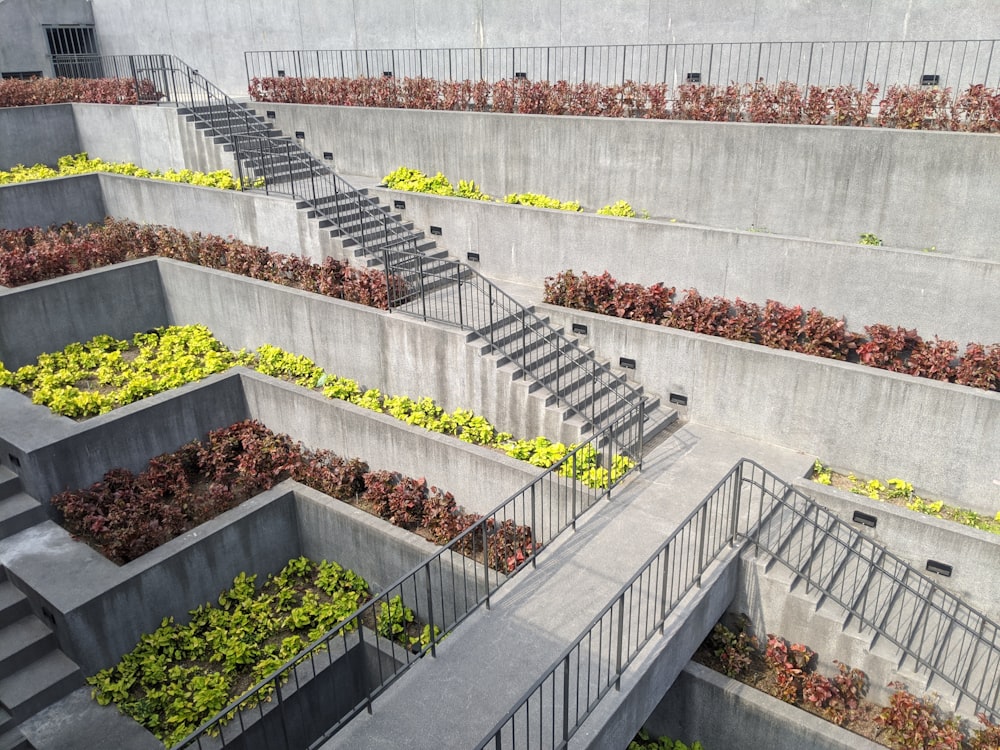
left=812, top=460, right=1000, bottom=535
left=0, top=152, right=261, bottom=189
left=385, top=166, right=639, bottom=213
left=88, top=557, right=370, bottom=746
left=1, top=326, right=635, bottom=488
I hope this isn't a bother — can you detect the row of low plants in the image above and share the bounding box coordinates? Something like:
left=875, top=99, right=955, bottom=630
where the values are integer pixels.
left=628, top=731, right=704, bottom=750
left=699, top=618, right=1000, bottom=748
left=248, top=76, right=1000, bottom=132
left=382, top=165, right=646, bottom=217
left=0, top=324, right=632, bottom=487
left=89, top=557, right=373, bottom=745
left=0, top=76, right=160, bottom=107
left=812, top=461, right=1000, bottom=535
left=0, top=218, right=397, bottom=306
left=0, top=152, right=261, bottom=190
left=52, top=418, right=536, bottom=570
left=543, top=270, right=1000, bottom=392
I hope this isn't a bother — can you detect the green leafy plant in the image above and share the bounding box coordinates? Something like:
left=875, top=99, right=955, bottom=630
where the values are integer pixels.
left=88, top=557, right=370, bottom=746
left=704, top=618, right=758, bottom=678
left=628, top=730, right=705, bottom=750
left=375, top=595, right=414, bottom=641
left=597, top=200, right=638, bottom=217
left=503, top=192, right=582, bottom=212
left=858, top=232, right=883, bottom=246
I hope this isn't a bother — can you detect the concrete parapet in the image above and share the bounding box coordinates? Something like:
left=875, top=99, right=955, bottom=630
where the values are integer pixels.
left=541, top=303, right=1000, bottom=512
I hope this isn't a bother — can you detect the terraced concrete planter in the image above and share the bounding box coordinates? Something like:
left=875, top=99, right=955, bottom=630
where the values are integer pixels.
left=540, top=304, right=1000, bottom=512
left=646, top=662, right=882, bottom=750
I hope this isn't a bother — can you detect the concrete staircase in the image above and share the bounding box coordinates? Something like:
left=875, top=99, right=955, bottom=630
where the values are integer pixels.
left=745, top=487, right=1000, bottom=720
left=0, top=467, right=46, bottom=542
left=170, top=79, right=666, bottom=455
left=0, top=567, right=83, bottom=750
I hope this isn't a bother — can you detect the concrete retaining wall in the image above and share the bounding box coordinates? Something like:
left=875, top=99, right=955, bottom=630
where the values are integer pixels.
left=368, top=185, right=1000, bottom=346
left=541, top=304, right=1000, bottom=513
left=71, top=102, right=239, bottom=174
left=262, top=103, right=1000, bottom=258
left=644, top=662, right=882, bottom=750
left=0, top=104, right=80, bottom=170
left=0, top=258, right=167, bottom=370
left=156, top=258, right=576, bottom=443
left=242, top=373, right=540, bottom=514
left=796, top=479, right=1000, bottom=622
left=85, top=0, right=1000, bottom=94
left=0, top=173, right=106, bottom=231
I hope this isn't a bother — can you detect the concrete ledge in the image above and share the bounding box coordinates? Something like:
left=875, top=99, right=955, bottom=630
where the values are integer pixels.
left=260, top=103, right=1000, bottom=258
left=367, top=184, right=1000, bottom=346
left=540, top=303, right=1000, bottom=512
left=795, top=479, right=1000, bottom=622
left=645, top=661, right=883, bottom=750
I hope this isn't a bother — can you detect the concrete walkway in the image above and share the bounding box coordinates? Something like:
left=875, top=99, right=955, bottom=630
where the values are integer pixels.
left=322, top=422, right=814, bottom=749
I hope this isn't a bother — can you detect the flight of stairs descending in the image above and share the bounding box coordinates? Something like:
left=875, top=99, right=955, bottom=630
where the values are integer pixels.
left=744, top=491, right=1000, bottom=720
left=468, top=309, right=679, bottom=446
left=0, top=467, right=46, bottom=542
left=167, top=62, right=667, bottom=454
left=0, top=567, right=83, bottom=749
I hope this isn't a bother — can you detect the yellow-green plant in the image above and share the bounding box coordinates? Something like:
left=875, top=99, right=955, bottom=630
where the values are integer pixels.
left=811, top=461, right=1000, bottom=536
left=597, top=200, right=637, bottom=217
left=0, top=152, right=256, bottom=190
left=503, top=192, right=582, bottom=212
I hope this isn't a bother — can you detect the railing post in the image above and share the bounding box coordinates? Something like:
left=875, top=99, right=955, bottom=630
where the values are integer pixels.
left=615, top=593, right=625, bottom=690
left=561, top=653, right=571, bottom=743
left=530, top=483, right=537, bottom=569
left=636, top=398, right=645, bottom=471
left=381, top=240, right=393, bottom=312
left=488, top=283, right=495, bottom=352
left=659, top=544, right=671, bottom=634
left=483, top=522, right=491, bottom=610
left=729, top=461, right=743, bottom=544
left=418, top=253, right=427, bottom=321
left=571, top=451, right=577, bottom=530
left=456, top=262, right=464, bottom=328
left=697, top=504, right=708, bottom=586
left=424, top=562, right=437, bottom=657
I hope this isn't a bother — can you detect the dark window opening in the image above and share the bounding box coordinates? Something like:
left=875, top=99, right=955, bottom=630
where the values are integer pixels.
left=45, top=25, right=102, bottom=78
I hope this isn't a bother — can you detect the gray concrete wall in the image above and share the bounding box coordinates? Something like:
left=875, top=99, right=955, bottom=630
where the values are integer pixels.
left=797, top=479, right=1000, bottom=623
left=644, top=662, right=883, bottom=750
left=71, top=102, right=239, bottom=174
left=242, top=373, right=540, bottom=515
left=0, top=258, right=167, bottom=370
left=156, top=258, right=578, bottom=443
left=0, top=172, right=106, bottom=230
left=370, top=186, right=1000, bottom=347
left=0, top=0, right=93, bottom=79
left=541, top=304, right=1000, bottom=513
left=99, top=173, right=322, bottom=259
left=15, top=373, right=249, bottom=503
left=262, top=103, right=1000, bottom=258
left=83, top=0, right=1000, bottom=94
left=570, top=556, right=738, bottom=749
left=0, top=104, right=79, bottom=170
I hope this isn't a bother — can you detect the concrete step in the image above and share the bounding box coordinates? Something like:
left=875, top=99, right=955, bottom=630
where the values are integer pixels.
left=0, top=494, right=47, bottom=542
left=0, top=468, right=19, bottom=502
left=0, top=582, right=31, bottom=630
left=0, top=617, right=56, bottom=677
left=0, top=724, right=31, bottom=750
left=0, top=650, right=83, bottom=723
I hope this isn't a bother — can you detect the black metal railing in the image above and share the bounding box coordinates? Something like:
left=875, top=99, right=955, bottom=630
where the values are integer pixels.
left=478, top=459, right=1000, bottom=747
left=171, top=414, right=638, bottom=750
left=48, top=55, right=646, bottom=453
left=246, top=40, right=1000, bottom=93
left=379, top=242, right=646, bottom=458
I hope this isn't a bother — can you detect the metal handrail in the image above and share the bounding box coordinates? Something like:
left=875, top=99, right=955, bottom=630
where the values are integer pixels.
left=171, top=411, right=639, bottom=750
left=48, top=53, right=646, bottom=454
left=479, top=459, right=1000, bottom=748
left=246, top=40, right=1000, bottom=93
left=477, top=460, right=745, bottom=748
